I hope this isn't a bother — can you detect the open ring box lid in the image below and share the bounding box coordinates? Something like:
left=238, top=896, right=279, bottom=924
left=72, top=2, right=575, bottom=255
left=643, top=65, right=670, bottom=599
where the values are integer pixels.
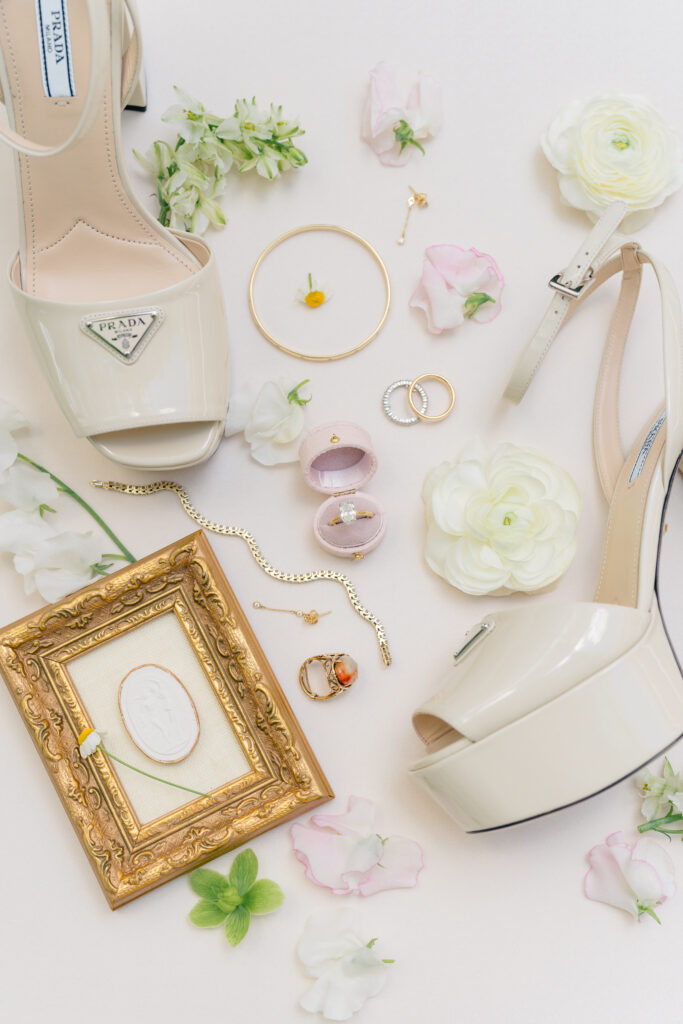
left=299, top=421, right=387, bottom=559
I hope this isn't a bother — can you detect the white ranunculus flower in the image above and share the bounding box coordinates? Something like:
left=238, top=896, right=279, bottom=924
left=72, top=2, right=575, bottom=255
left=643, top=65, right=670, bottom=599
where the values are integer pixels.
left=423, top=440, right=581, bottom=596
left=542, top=93, right=683, bottom=225
left=297, top=909, right=391, bottom=1021
left=224, top=378, right=311, bottom=466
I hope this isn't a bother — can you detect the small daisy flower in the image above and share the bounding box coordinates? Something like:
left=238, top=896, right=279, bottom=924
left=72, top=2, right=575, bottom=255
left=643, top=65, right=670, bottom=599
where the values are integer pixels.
left=78, top=727, right=101, bottom=758
left=297, top=274, right=331, bottom=309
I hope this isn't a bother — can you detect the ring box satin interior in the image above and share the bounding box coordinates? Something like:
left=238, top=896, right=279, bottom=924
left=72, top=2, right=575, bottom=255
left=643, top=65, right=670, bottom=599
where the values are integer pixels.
left=299, top=421, right=387, bottom=559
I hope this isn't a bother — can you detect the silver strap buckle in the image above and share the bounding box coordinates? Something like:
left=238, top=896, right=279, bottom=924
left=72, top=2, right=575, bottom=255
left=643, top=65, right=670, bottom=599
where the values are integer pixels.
left=548, top=268, right=594, bottom=299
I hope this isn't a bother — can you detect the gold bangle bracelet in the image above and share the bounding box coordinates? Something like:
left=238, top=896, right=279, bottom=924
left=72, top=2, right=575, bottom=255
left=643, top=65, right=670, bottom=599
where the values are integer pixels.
left=408, top=373, right=455, bottom=422
left=248, top=224, right=391, bottom=362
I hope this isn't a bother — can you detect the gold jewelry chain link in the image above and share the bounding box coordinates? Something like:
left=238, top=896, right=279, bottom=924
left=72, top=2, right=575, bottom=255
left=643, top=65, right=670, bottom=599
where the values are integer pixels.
left=92, top=479, right=392, bottom=667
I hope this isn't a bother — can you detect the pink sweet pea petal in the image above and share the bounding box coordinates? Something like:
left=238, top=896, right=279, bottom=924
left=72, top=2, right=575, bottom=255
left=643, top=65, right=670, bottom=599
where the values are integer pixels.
left=361, top=61, right=441, bottom=167
left=291, top=823, right=383, bottom=894
left=584, top=830, right=675, bottom=920
left=310, top=795, right=377, bottom=837
left=407, top=71, right=443, bottom=136
left=409, top=256, right=465, bottom=333
left=358, top=835, right=424, bottom=896
left=411, top=245, right=504, bottom=333
left=291, top=796, right=424, bottom=897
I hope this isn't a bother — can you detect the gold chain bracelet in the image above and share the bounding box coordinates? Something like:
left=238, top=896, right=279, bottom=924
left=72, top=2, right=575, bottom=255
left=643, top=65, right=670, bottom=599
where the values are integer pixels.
left=91, top=479, right=391, bottom=667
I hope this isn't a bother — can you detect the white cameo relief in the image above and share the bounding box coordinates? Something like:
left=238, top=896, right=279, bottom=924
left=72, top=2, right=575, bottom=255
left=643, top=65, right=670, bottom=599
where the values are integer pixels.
left=119, top=664, right=200, bottom=764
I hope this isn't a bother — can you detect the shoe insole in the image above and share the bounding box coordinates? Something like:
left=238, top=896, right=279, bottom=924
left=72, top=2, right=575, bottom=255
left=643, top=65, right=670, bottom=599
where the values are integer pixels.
left=0, top=0, right=197, bottom=302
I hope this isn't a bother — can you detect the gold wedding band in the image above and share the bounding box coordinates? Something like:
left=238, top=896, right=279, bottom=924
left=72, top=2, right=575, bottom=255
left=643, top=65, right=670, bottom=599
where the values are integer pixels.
left=408, top=373, right=455, bottom=422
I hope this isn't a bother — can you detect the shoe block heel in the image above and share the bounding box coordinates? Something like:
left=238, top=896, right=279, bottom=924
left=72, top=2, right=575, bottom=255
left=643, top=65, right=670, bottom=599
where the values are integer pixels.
left=125, top=71, right=147, bottom=112
left=409, top=603, right=683, bottom=832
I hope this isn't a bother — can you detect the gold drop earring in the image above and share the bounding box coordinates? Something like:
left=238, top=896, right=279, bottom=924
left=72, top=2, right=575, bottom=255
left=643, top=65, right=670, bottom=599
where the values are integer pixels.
left=398, top=186, right=428, bottom=245
left=252, top=601, right=332, bottom=625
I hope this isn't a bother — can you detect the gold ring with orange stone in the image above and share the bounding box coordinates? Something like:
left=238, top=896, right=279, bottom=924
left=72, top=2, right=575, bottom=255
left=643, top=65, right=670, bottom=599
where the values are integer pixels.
left=298, top=654, right=359, bottom=701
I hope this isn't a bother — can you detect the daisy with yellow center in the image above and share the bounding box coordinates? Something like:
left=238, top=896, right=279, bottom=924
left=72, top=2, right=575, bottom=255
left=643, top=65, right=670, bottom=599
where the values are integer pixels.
left=76, top=724, right=209, bottom=797
left=297, top=273, right=331, bottom=308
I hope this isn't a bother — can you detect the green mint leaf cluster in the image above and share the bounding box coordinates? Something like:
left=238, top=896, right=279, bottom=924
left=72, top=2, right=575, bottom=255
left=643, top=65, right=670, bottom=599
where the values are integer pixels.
left=135, top=87, right=307, bottom=234
left=188, top=849, right=285, bottom=946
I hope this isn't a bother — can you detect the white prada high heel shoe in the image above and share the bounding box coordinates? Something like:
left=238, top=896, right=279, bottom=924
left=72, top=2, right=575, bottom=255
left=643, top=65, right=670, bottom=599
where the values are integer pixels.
left=410, top=201, right=683, bottom=831
left=0, top=0, right=229, bottom=469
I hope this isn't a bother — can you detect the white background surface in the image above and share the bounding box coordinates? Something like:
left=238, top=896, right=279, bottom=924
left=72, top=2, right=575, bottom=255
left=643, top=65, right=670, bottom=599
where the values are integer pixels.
left=2, top=1, right=683, bottom=1021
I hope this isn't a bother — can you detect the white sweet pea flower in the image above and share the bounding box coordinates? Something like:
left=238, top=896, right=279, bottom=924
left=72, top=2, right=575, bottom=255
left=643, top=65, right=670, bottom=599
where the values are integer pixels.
left=542, top=93, right=683, bottom=226
left=0, top=508, right=55, bottom=552
left=636, top=758, right=683, bottom=821
left=0, top=461, right=59, bottom=512
left=423, top=439, right=581, bottom=596
left=0, top=398, right=28, bottom=474
left=225, top=378, right=312, bottom=466
left=584, top=831, right=675, bottom=923
left=13, top=529, right=103, bottom=603
left=297, top=909, right=392, bottom=1021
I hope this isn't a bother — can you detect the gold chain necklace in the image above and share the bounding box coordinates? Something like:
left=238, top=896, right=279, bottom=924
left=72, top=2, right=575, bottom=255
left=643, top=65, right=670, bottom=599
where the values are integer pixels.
left=92, top=479, right=391, bottom=667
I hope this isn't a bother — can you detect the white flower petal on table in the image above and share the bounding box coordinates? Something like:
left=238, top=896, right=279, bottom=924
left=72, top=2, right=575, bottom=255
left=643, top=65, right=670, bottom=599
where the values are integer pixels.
left=298, top=910, right=390, bottom=1021
left=0, top=461, right=59, bottom=511
left=298, top=909, right=366, bottom=976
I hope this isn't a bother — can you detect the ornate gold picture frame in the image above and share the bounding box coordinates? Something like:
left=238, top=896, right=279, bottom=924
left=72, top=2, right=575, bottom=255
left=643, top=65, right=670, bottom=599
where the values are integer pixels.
left=0, top=532, right=333, bottom=908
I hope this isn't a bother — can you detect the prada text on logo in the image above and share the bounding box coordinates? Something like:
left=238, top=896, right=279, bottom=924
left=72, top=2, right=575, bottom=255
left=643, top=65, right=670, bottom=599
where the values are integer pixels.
left=80, top=308, right=164, bottom=364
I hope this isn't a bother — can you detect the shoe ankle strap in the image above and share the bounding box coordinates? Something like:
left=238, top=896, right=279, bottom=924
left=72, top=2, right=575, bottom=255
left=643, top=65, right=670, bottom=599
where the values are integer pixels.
left=0, top=0, right=141, bottom=158
left=504, top=201, right=683, bottom=499
left=503, top=201, right=627, bottom=404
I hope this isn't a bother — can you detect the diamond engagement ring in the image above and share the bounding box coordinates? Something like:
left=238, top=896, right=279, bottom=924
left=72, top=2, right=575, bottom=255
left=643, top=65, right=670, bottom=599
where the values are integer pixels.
left=328, top=501, right=375, bottom=526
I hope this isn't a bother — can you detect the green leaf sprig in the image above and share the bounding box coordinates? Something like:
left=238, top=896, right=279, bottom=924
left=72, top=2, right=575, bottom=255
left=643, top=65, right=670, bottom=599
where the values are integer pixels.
left=189, top=849, right=284, bottom=946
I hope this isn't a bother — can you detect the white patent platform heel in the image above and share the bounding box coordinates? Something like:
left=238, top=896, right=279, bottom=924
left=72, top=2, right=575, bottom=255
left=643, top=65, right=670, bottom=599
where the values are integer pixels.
left=409, top=202, right=683, bottom=831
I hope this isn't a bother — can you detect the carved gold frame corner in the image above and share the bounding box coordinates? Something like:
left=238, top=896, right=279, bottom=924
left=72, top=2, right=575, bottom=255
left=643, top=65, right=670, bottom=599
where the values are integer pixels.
left=0, top=532, right=333, bottom=908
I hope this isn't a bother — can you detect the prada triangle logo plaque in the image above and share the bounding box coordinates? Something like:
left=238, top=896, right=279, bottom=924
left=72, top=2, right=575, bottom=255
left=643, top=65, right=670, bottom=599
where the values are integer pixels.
left=80, top=307, right=164, bottom=364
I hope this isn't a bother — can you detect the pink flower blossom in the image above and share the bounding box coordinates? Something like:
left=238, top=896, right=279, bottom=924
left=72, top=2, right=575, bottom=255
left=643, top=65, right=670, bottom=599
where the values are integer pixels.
left=584, top=831, right=675, bottom=922
left=361, top=61, right=442, bottom=167
left=410, top=245, right=505, bottom=334
left=290, top=796, right=423, bottom=896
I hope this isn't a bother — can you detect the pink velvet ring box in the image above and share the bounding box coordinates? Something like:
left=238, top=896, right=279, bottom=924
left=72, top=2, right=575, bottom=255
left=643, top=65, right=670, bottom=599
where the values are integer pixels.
left=298, top=421, right=387, bottom=559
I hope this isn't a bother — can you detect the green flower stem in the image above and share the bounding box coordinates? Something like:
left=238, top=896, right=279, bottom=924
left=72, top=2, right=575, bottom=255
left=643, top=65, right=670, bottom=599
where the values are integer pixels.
left=99, top=746, right=209, bottom=798
left=16, top=454, right=136, bottom=564
left=638, top=811, right=683, bottom=836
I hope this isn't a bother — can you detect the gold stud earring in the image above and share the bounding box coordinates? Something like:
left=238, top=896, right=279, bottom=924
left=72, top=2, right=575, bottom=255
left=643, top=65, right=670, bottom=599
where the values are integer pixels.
left=398, top=186, right=428, bottom=246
